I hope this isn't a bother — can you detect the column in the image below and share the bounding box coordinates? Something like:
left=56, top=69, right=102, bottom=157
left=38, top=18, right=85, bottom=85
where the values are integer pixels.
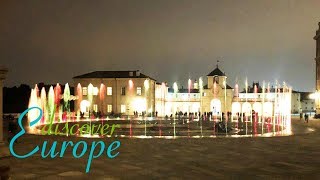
left=0, top=66, right=9, bottom=157
left=315, top=22, right=320, bottom=114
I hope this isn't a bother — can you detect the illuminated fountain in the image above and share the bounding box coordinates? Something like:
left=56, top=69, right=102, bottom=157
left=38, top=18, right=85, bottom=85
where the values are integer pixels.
left=40, top=87, right=47, bottom=124
left=76, top=83, right=82, bottom=121
left=48, top=86, right=55, bottom=123
left=232, top=83, right=240, bottom=129
left=99, top=83, right=106, bottom=115
left=25, top=79, right=292, bottom=138
left=27, top=88, right=39, bottom=132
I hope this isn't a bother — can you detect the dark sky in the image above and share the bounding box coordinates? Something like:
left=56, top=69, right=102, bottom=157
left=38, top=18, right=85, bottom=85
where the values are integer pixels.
left=1, top=0, right=319, bottom=91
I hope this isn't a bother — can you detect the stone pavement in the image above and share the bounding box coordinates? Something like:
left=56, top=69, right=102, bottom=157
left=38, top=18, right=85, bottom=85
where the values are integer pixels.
left=1, top=117, right=320, bottom=179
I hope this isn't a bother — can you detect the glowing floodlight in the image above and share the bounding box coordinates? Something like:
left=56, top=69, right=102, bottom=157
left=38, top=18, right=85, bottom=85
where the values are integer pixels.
left=132, top=98, right=147, bottom=112
left=129, top=80, right=134, bottom=89
left=80, top=100, right=90, bottom=113
left=309, top=92, right=320, bottom=99
left=309, top=93, right=315, bottom=99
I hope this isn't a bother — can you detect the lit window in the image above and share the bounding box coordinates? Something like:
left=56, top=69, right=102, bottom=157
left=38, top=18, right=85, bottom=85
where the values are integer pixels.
left=121, top=105, right=126, bottom=113
left=203, top=92, right=206, bottom=96
left=107, top=87, right=112, bottom=96
left=107, top=105, right=112, bottom=113
left=93, top=104, right=98, bottom=112
left=137, top=87, right=142, bottom=96
left=82, top=87, right=88, bottom=96
left=121, top=87, right=126, bottom=95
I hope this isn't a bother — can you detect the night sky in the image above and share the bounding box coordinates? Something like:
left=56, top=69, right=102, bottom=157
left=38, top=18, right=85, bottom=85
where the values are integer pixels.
left=1, top=0, right=319, bottom=91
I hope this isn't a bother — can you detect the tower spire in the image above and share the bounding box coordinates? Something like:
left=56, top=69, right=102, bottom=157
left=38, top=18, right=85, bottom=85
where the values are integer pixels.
left=217, top=60, right=220, bottom=68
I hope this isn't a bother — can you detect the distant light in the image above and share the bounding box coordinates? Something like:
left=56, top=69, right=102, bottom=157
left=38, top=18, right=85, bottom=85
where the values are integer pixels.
left=80, top=100, right=90, bottom=112
left=309, top=92, right=320, bottom=99
left=132, top=98, right=147, bottom=112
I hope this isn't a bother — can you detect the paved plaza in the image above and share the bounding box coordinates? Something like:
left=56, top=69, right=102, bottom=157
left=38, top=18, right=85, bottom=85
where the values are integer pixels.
left=1, top=117, right=320, bottom=179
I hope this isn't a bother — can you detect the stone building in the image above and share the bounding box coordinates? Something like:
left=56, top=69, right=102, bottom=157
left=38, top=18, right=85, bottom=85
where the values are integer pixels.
left=201, top=66, right=233, bottom=114
left=300, top=92, right=316, bottom=113
left=164, top=65, right=233, bottom=116
left=74, top=66, right=234, bottom=117
left=165, top=87, right=201, bottom=116
left=73, top=65, right=305, bottom=117
left=155, top=82, right=168, bottom=116
left=291, top=91, right=301, bottom=114
left=73, top=70, right=156, bottom=116
left=235, top=83, right=300, bottom=116
left=314, top=22, right=320, bottom=114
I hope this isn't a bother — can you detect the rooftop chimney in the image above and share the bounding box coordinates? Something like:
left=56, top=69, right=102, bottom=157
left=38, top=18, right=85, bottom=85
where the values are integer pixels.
left=136, top=70, right=140, bottom=77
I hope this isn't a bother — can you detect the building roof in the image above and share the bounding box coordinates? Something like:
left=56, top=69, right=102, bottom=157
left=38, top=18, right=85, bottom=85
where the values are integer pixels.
left=73, top=71, right=156, bottom=81
left=207, top=67, right=226, bottom=76
left=240, top=87, right=301, bottom=94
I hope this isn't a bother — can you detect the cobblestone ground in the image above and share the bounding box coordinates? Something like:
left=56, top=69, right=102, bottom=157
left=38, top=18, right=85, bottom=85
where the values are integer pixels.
left=1, top=117, right=320, bottom=179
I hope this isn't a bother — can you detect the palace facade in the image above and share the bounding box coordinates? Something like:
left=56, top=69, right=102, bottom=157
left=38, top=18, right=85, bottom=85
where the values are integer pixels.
left=161, top=66, right=233, bottom=116
left=73, top=66, right=234, bottom=116
left=73, top=65, right=307, bottom=117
